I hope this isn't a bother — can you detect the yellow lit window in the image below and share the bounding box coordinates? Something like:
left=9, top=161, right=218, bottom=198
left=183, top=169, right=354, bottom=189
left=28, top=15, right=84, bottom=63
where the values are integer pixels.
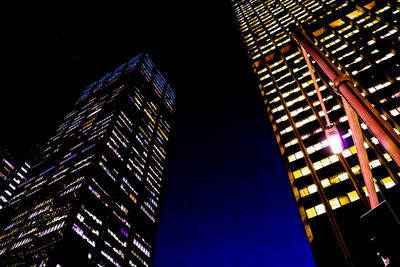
left=257, top=68, right=267, bottom=75
left=312, top=27, right=325, bottom=37
left=330, top=176, right=340, bottom=185
left=306, top=207, right=317, bottom=219
left=376, top=5, right=390, bottom=14
left=293, top=170, right=302, bottom=179
left=338, top=195, right=351, bottom=206
left=299, top=188, right=309, bottom=197
left=346, top=9, right=364, bottom=19
left=320, top=34, right=334, bottom=43
left=352, top=165, right=361, bottom=174
left=347, top=190, right=360, bottom=202
left=381, top=177, right=396, bottom=189
left=329, top=198, right=341, bottom=210
left=363, top=1, right=376, bottom=10
left=329, top=19, right=345, bottom=28
left=366, top=19, right=379, bottom=28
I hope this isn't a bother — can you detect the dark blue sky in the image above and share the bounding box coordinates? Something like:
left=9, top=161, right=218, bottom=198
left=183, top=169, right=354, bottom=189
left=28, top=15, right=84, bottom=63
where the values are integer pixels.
left=0, top=1, right=315, bottom=266
left=153, top=67, right=316, bottom=266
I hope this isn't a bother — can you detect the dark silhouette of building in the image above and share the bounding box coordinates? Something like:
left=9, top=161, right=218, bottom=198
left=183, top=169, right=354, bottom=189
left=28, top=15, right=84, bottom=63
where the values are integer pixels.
left=0, top=54, right=175, bottom=266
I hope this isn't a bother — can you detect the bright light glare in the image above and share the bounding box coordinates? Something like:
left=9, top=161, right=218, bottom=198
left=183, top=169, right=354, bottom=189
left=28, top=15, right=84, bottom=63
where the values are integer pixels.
left=325, top=126, right=343, bottom=154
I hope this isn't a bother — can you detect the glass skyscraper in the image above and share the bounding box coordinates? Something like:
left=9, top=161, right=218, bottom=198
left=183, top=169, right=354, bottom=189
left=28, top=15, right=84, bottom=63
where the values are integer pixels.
left=0, top=54, right=175, bottom=266
left=232, top=0, right=400, bottom=266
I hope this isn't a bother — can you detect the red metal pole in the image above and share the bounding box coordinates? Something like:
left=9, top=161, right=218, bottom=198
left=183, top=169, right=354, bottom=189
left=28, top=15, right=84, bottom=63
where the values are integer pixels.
left=292, top=27, right=400, bottom=168
left=342, top=97, right=379, bottom=208
left=300, top=40, right=379, bottom=208
left=300, top=46, right=331, bottom=126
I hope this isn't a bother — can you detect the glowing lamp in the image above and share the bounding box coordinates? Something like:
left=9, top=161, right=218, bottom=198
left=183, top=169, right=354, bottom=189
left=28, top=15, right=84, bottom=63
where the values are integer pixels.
left=325, top=125, right=343, bottom=154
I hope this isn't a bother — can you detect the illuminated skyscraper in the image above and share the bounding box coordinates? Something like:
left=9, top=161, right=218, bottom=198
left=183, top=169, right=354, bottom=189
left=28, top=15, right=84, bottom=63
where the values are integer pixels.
left=0, top=54, right=175, bottom=266
left=0, top=149, right=30, bottom=206
left=232, top=0, right=400, bottom=266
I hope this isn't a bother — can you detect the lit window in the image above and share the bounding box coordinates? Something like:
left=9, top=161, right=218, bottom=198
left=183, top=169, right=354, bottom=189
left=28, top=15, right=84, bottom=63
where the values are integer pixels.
left=346, top=9, right=364, bottom=19
left=307, top=146, right=316, bottom=154
left=381, top=177, right=396, bottom=189
left=369, top=159, right=381, bottom=168
left=288, top=155, right=296, bottom=162
left=321, top=158, right=331, bottom=167
left=338, top=173, right=349, bottom=181
left=299, top=188, right=309, bottom=197
left=376, top=53, right=395, bottom=64
left=390, top=108, right=400, bottom=117
left=315, top=204, right=326, bottom=215
left=330, top=176, right=340, bottom=185
left=364, top=1, right=376, bottom=10
left=301, top=167, right=311, bottom=176
left=321, top=179, right=331, bottom=188
left=352, top=165, right=361, bottom=174
left=308, top=184, right=318, bottom=194
left=314, top=161, right=323, bottom=170
left=293, top=170, right=302, bottom=179
left=347, top=190, right=360, bottom=202
left=376, top=5, right=390, bottom=14
left=329, top=197, right=341, bottom=210
left=306, top=207, right=317, bottom=219
left=338, top=195, right=351, bottom=206
left=295, top=151, right=303, bottom=159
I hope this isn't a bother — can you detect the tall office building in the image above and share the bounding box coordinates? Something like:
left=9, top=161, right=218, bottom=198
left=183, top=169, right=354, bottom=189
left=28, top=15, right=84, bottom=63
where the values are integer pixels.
left=0, top=149, right=30, bottom=207
left=232, top=0, right=400, bottom=266
left=0, top=54, right=175, bottom=267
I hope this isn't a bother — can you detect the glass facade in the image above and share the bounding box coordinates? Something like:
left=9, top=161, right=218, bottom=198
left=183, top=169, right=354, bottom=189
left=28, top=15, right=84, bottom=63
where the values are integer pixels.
left=232, top=0, right=400, bottom=266
left=0, top=54, right=175, bottom=266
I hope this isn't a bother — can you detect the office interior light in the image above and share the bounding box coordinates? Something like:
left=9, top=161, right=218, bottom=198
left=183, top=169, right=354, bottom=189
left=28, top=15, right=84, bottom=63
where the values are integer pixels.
left=325, top=125, right=343, bottom=154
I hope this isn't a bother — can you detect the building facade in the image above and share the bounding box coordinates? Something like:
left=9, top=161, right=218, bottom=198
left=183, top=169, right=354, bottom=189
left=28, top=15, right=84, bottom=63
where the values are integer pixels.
left=231, top=0, right=400, bottom=266
left=0, top=149, right=30, bottom=208
left=0, top=54, right=175, bottom=267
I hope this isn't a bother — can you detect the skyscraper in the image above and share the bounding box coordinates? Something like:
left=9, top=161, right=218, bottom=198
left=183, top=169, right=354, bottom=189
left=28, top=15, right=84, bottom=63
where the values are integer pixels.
left=0, top=149, right=30, bottom=207
left=231, top=0, right=400, bottom=266
left=0, top=53, right=175, bottom=267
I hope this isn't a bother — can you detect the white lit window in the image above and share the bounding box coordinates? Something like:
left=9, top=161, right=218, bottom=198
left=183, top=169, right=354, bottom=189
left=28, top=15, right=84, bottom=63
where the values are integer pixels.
left=315, top=204, right=326, bottom=215
left=329, top=197, right=341, bottom=210
left=308, top=184, right=318, bottom=194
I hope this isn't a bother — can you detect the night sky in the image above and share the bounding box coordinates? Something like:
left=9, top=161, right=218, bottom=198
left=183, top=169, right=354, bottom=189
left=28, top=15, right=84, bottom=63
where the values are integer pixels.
left=1, top=1, right=315, bottom=266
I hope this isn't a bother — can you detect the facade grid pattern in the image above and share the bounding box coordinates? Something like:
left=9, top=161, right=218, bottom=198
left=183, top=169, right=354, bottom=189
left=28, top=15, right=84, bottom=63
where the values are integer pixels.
left=232, top=0, right=400, bottom=266
left=0, top=54, right=175, bottom=267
